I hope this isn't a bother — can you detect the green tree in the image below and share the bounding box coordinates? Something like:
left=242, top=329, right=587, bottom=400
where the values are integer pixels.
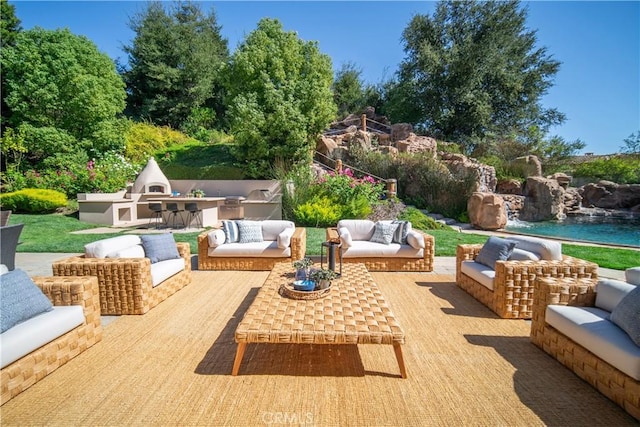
left=224, top=18, right=336, bottom=178
left=122, top=1, right=229, bottom=129
left=333, top=62, right=367, bottom=118
left=389, top=0, right=564, bottom=155
left=1, top=27, right=126, bottom=164
left=1, top=0, right=22, bottom=131
left=620, top=131, right=640, bottom=154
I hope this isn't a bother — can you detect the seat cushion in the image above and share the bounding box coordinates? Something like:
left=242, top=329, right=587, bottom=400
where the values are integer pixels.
left=610, top=285, right=640, bottom=346
left=1, top=269, right=54, bottom=333
left=460, top=260, right=495, bottom=290
left=475, top=236, right=516, bottom=269
left=140, top=234, right=181, bottom=263
left=546, top=305, right=640, bottom=380
left=207, top=241, right=291, bottom=258
left=0, top=305, right=84, bottom=369
left=341, top=241, right=423, bottom=259
left=150, top=258, right=185, bottom=287
left=85, top=235, right=142, bottom=259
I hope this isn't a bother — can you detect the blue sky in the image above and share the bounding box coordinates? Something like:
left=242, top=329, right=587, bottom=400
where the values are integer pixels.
left=12, top=1, right=640, bottom=155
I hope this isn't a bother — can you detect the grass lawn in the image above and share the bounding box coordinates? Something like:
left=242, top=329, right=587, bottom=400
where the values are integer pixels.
left=9, top=213, right=639, bottom=270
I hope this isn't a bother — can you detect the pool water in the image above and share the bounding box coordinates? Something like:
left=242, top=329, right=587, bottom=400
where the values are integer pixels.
left=505, top=216, right=640, bottom=248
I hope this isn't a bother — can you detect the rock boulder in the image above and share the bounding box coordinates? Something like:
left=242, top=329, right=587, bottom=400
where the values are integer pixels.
left=467, top=192, right=507, bottom=230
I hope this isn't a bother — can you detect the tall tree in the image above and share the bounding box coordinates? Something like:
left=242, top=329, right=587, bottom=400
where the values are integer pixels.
left=333, top=62, right=366, bottom=118
left=1, top=0, right=22, bottom=131
left=122, top=1, right=229, bottom=129
left=388, top=0, right=564, bottom=155
left=224, top=18, right=336, bottom=178
left=1, top=28, right=126, bottom=163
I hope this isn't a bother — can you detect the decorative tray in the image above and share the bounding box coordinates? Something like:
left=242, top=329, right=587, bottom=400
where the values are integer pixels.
left=279, top=282, right=331, bottom=300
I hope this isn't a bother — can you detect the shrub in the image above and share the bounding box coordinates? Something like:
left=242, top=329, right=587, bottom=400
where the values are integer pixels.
left=293, top=197, right=342, bottom=227
left=572, top=156, right=640, bottom=184
left=0, top=188, right=67, bottom=213
left=124, top=121, right=196, bottom=164
left=398, top=207, right=450, bottom=231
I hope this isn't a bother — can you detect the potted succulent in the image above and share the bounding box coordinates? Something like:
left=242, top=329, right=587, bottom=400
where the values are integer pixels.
left=190, top=189, right=206, bottom=198
left=310, top=268, right=338, bottom=290
left=293, top=257, right=314, bottom=281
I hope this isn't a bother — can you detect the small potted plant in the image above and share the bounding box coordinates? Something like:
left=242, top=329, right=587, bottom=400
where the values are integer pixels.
left=190, top=189, right=206, bottom=198
left=293, top=257, right=314, bottom=280
left=310, top=268, right=338, bottom=290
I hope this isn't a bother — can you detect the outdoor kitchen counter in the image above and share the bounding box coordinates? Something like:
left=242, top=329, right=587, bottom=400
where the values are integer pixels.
left=148, top=197, right=226, bottom=227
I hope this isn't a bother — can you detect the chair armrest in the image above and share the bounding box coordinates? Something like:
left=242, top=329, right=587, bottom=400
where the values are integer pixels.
left=530, top=277, right=597, bottom=340
left=290, top=227, right=307, bottom=261
left=456, top=244, right=483, bottom=281
left=32, top=276, right=102, bottom=328
left=175, top=242, right=191, bottom=271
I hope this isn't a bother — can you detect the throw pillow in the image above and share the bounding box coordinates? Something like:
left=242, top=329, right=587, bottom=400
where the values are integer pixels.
left=1, top=269, right=54, bottom=333
left=475, top=236, right=517, bottom=269
left=222, top=220, right=239, bottom=243
left=140, top=234, right=181, bottom=264
left=610, top=285, right=640, bottom=346
left=392, top=220, right=409, bottom=244
left=237, top=220, right=264, bottom=243
left=370, top=222, right=398, bottom=245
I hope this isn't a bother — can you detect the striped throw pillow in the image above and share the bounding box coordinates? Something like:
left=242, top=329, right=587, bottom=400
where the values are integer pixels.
left=222, top=220, right=239, bottom=243
left=392, top=220, right=409, bottom=244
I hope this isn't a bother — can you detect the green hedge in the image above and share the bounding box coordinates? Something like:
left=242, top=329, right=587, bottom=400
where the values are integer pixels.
left=0, top=188, right=67, bottom=213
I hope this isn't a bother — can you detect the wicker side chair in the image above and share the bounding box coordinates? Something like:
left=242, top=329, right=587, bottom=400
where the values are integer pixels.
left=1, top=276, right=103, bottom=405
left=456, top=243, right=599, bottom=319
left=52, top=243, right=191, bottom=315
left=530, top=277, right=640, bottom=420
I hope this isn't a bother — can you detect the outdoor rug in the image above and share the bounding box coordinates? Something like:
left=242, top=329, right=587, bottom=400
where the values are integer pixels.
left=1, top=270, right=636, bottom=426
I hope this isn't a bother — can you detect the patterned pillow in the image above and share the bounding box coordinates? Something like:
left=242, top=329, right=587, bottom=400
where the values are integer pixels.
left=475, top=236, right=516, bottom=269
left=1, top=269, right=53, bottom=333
left=610, top=285, right=640, bottom=346
left=222, top=220, right=239, bottom=243
left=392, top=220, right=409, bottom=244
left=237, top=220, right=264, bottom=243
left=370, top=222, right=398, bottom=245
left=140, top=234, right=181, bottom=264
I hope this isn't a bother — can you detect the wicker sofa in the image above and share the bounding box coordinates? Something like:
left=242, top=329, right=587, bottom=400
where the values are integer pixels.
left=530, top=275, right=639, bottom=420
left=53, top=235, right=191, bottom=315
left=329, top=219, right=434, bottom=272
left=456, top=235, right=599, bottom=319
left=198, top=220, right=306, bottom=271
left=1, top=275, right=102, bottom=405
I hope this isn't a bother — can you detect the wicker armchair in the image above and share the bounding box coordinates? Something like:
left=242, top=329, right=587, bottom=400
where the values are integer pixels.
left=52, top=243, right=191, bottom=315
left=198, top=227, right=306, bottom=271
left=456, top=243, right=598, bottom=319
left=1, top=276, right=103, bottom=405
left=530, top=277, right=640, bottom=420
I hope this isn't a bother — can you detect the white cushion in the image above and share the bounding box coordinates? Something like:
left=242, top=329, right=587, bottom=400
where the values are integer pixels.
left=508, top=248, right=541, bottom=261
left=406, top=230, right=425, bottom=249
left=261, top=220, right=295, bottom=241
left=337, top=220, right=375, bottom=241
left=506, top=235, right=562, bottom=261
left=0, top=264, right=8, bottom=275
left=207, top=229, right=226, bottom=248
left=595, top=278, right=636, bottom=313
left=0, top=306, right=84, bottom=369
left=277, top=227, right=295, bottom=249
left=150, top=258, right=185, bottom=287
left=625, top=267, right=640, bottom=286
left=85, top=235, right=142, bottom=259
left=106, top=244, right=145, bottom=259
left=460, top=261, right=495, bottom=290
left=338, top=227, right=352, bottom=248
left=546, top=305, right=640, bottom=380
left=341, top=241, right=423, bottom=258
left=207, top=241, right=291, bottom=258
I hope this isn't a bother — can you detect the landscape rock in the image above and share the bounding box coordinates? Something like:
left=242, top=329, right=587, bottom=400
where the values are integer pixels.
left=520, top=176, right=566, bottom=221
left=496, top=179, right=522, bottom=195
left=580, top=181, right=640, bottom=209
left=512, top=155, right=542, bottom=177
left=441, top=152, right=497, bottom=193
left=467, top=192, right=507, bottom=230
left=391, top=123, right=413, bottom=142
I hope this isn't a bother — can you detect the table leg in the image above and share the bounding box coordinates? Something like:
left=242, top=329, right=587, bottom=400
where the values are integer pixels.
left=232, top=342, right=247, bottom=376
left=393, top=343, right=407, bottom=379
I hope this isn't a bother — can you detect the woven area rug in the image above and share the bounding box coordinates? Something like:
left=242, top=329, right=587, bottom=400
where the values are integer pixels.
left=1, top=270, right=636, bottom=426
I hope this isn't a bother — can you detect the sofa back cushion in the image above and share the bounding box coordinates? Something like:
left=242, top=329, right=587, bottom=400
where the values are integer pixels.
left=85, top=235, right=142, bottom=259
left=337, top=220, right=375, bottom=241
left=1, top=269, right=54, bottom=333
left=507, top=235, right=562, bottom=261
left=595, top=278, right=636, bottom=313
left=106, top=245, right=145, bottom=259
left=625, top=267, right=640, bottom=286
left=261, top=220, right=295, bottom=241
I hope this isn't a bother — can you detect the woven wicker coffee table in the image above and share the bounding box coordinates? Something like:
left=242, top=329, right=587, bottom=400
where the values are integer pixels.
left=232, top=262, right=407, bottom=378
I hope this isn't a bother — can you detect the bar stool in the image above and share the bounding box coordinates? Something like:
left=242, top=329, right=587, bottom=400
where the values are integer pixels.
left=184, top=202, right=202, bottom=229
left=165, top=202, right=185, bottom=229
left=148, top=203, right=166, bottom=229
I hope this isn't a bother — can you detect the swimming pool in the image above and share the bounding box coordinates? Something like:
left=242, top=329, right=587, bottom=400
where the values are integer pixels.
left=504, top=215, right=640, bottom=248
